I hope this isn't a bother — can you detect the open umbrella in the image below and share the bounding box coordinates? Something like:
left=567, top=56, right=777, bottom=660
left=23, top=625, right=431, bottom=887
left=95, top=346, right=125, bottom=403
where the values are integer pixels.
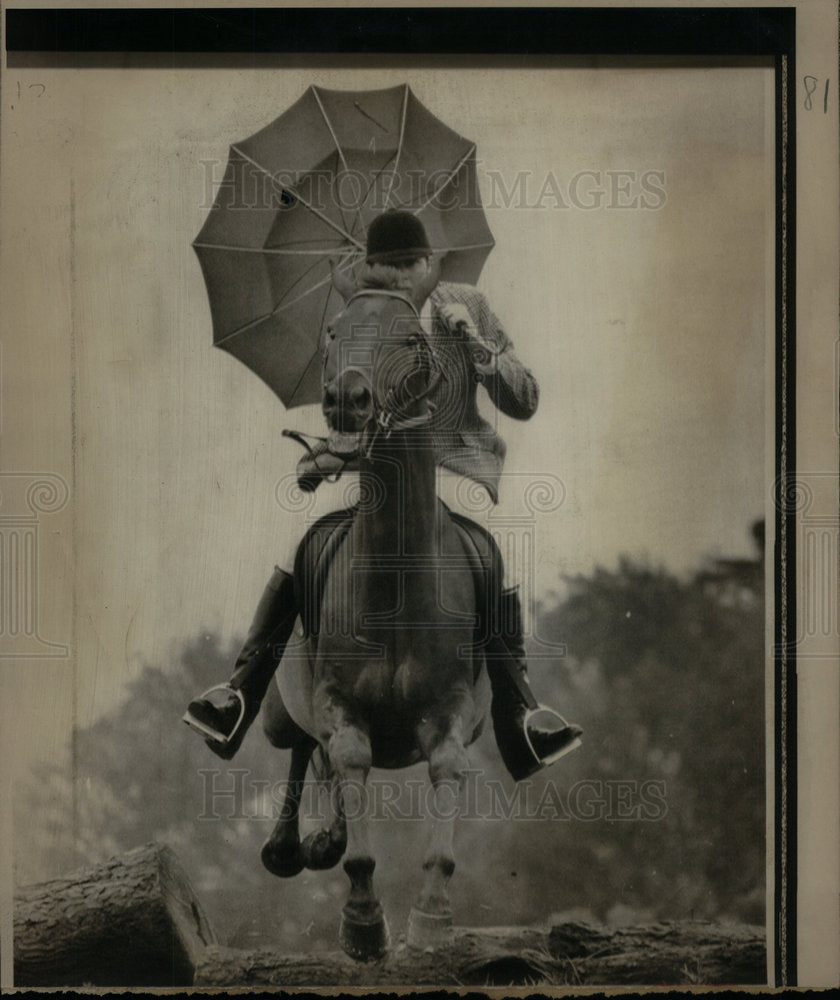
left=193, top=84, right=495, bottom=408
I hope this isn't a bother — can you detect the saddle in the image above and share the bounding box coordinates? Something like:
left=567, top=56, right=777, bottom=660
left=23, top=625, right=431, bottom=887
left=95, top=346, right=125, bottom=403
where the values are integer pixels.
left=292, top=504, right=502, bottom=651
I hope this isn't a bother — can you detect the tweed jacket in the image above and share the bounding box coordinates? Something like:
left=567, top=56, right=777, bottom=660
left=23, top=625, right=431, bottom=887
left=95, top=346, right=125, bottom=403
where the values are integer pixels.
left=423, top=282, right=539, bottom=503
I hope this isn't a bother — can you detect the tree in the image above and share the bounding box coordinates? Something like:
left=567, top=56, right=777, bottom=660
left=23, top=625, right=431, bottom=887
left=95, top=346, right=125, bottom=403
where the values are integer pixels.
left=532, top=546, right=765, bottom=923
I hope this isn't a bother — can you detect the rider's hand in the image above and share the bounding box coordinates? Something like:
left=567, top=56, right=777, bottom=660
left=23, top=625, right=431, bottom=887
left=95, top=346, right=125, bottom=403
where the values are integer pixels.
left=438, top=303, right=498, bottom=375
left=329, top=257, right=357, bottom=303
left=439, top=303, right=473, bottom=332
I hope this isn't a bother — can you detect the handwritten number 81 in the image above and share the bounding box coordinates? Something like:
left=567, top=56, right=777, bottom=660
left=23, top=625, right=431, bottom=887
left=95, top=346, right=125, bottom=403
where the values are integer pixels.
left=803, top=76, right=829, bottom=113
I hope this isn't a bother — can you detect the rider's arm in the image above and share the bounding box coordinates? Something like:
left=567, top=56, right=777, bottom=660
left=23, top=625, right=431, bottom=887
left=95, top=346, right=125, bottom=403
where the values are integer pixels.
left=478, top=338, right=539, bottom=421
left=456, top=290, right=540, bottom=421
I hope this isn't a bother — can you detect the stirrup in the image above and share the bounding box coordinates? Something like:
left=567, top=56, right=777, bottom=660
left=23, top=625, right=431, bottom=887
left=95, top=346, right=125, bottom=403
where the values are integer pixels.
left=181, top=684, right=246, bottom=745
left=523, top=705, right=583, bottom=768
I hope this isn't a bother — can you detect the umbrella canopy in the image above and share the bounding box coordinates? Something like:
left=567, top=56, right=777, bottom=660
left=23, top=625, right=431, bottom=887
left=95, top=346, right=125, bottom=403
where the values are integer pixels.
left=193, top=84, right=495, bottom=408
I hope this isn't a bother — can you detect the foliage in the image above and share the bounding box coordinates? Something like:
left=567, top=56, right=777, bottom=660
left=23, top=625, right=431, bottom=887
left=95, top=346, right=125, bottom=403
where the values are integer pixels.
left=531, top=553, right=765, bottom=924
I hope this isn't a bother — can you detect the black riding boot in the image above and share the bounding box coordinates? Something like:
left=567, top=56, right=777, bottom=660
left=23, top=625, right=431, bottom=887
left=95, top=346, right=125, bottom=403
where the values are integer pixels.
left=183, top=568, right=298, bottom=760
left=486, top=587, right=583, bottom=782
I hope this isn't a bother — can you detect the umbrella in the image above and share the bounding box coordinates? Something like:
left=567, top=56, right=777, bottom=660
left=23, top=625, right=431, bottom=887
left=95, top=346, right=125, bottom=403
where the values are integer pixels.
left=193, top=84, right=495, bottom=408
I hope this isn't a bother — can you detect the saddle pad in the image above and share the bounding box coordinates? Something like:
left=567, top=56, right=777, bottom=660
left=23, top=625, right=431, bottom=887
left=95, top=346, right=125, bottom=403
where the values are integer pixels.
left=293, top=504, right=502, bottom=647
left=293, top=506, right=357, bottom=639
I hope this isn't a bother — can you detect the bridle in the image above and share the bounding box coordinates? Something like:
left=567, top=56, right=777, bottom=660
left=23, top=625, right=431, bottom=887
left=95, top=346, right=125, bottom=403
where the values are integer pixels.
left=323, top=289, right=446, bottom=459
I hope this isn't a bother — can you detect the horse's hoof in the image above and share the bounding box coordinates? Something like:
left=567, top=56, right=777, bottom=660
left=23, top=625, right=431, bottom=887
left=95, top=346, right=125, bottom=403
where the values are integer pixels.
left=300, top=827, right=346, bottom=870
left=260, top=839, right=304, bottom=878
left=339, top=909, right=390, bottom=962
left=406, top=907, right=453, bottom=951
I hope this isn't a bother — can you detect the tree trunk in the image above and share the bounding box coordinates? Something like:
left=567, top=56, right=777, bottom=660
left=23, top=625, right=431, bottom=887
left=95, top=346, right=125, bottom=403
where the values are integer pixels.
left=194, top=921, right=765, bottom=987
left=14, top=842, right=216, bottom=987
left=547, top=920, right=767, bottom=985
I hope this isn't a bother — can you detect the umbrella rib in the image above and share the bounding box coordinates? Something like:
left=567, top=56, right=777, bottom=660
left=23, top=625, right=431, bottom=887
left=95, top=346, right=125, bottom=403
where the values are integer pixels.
left=311, top=85, right=351, bottom=176
left=287, top=269, right=337, bottom=405
left=230, top=143, right=365, bottom=250
left=434, top=241, right=495, bottom=252
left=290, top=187, right=365, bottom=250
left=273, top=259, right=360, bottom=314
left=193, top=242, right=356, bottom=255
left=214, top=311, right=276, bottom=346
left=383, top=84, right=409, bottom=210
left=415, top=143, right=477, bottom=213
left=311, top=86, right=365, bottom=240
left=287, top=349, right=322, bottom=409
left=273, top=249, right=351, bottom=314
left=355, top=151, right=397, bottom=215
left=214, top=257, right=360, bottom=348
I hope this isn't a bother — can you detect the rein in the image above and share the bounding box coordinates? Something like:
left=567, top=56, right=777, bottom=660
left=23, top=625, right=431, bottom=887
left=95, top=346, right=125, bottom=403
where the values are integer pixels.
left=281, top=429, right=348, bottom=482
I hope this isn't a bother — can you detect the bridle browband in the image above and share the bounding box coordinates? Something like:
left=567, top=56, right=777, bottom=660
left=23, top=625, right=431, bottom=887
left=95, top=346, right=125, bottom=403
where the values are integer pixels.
left=345, top=288, right=421, bottom=317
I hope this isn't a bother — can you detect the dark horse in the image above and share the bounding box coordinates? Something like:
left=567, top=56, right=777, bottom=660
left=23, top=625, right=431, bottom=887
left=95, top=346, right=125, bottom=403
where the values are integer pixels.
left=259, top=287, right=494, bottom=961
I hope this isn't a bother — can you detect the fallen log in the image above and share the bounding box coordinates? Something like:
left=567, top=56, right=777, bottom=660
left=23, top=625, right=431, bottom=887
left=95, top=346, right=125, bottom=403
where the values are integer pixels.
left=548, top=920, right=767, bottom=986
left=194, top=920, right=766, bottom=987
left=14, top=842, right=216, bottom=987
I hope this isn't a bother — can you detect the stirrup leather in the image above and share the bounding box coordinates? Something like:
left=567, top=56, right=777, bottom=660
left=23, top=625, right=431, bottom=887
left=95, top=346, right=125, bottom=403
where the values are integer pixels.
left=523, top=705, right=583, bottom=768
left=181, top=685, right=246, bottom=745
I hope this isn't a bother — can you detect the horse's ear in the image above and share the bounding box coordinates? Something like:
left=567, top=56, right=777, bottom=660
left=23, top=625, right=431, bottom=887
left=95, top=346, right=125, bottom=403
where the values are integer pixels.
left=330, top=259, right=357, bottom=303
left=413, top=254, right=442, bottom=309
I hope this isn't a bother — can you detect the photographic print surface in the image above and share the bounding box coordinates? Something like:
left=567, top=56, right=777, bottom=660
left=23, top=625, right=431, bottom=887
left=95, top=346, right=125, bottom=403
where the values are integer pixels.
left=1, top=2, right=837, bottom=991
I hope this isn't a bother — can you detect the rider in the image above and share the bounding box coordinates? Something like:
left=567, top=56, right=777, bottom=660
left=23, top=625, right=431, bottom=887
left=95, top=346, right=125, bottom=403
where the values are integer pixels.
left=185, top=210, right=582, bottom=781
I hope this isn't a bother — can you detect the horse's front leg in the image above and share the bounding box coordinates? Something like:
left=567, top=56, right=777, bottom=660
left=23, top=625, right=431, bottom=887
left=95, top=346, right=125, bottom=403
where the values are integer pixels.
left=408, top=713, right=469, bottom=950
left=329, top=721, right=389, bottom=961
left=298, top=757, right=347, bottom=871
left=260, top=681, right=317, bottom=877
left=260, top=737, right=313, bottom=877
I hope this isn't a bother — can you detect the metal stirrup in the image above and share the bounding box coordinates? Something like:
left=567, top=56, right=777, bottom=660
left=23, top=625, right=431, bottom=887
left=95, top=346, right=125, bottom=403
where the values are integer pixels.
left=181, top=685, right=246, bottom=745
left=523, top=706, right=583, bottom=768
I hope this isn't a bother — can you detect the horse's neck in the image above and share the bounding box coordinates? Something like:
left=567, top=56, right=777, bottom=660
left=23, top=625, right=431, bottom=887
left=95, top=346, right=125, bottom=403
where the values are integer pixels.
left=356, top=432, right=438, bottom=557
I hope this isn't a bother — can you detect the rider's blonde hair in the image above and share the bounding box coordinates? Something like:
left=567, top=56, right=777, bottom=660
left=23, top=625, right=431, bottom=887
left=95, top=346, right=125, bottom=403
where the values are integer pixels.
left=358, top=257, right=437, bottom=311
left=359, top=261, right=416, bottom=292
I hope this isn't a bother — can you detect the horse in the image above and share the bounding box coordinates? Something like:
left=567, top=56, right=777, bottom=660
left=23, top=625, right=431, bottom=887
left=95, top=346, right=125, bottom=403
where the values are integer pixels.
left=257, top=286, right=494, bottom=961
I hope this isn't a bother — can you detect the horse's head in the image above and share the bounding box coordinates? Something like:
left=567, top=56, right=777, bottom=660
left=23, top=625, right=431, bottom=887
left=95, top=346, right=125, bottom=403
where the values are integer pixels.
left=321, top=290, right=439, bottom=458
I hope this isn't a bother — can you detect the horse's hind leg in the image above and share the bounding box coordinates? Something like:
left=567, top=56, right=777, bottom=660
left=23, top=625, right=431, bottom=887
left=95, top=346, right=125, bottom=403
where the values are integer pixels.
left=261, top=682, right=316, bottom=878
left=329, top=721, right=389, bottom=961
left=408, top=714, right=469, bottom=950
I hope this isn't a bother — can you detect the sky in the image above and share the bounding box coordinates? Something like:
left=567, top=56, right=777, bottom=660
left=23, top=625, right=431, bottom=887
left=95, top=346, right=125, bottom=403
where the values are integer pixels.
left=1, top=59, right=772, bottom=762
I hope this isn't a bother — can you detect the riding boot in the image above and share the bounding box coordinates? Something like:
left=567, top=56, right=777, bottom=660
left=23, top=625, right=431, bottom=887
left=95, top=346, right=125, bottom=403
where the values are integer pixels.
left=183, top=568, right=298, bottom=760
left=486, top=586, right=583, bottom=782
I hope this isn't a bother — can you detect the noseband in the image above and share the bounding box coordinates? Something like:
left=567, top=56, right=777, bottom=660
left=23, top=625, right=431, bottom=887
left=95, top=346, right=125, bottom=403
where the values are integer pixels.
left=324, top=289, right=445, bottom=459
